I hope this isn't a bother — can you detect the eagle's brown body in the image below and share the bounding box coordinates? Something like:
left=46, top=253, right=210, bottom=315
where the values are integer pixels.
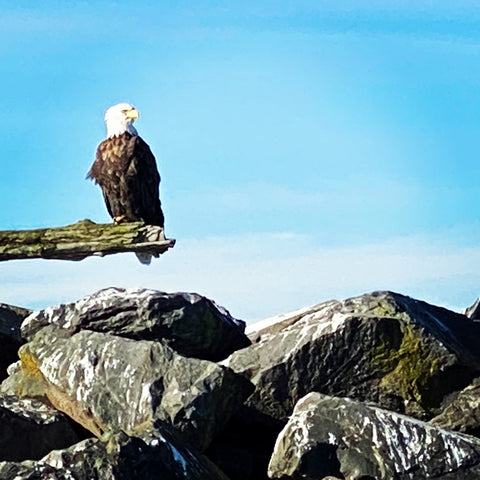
left=88, top=131, right=164, bottom=227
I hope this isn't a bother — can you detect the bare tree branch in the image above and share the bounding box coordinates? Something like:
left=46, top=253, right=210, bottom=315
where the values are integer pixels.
left=0, top=220, right=175, bottom=262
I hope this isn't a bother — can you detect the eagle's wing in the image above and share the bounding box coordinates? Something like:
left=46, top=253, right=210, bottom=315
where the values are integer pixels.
left=126, top=136, right=165, bottom=227
left=87, top=134, right=164, bottom=227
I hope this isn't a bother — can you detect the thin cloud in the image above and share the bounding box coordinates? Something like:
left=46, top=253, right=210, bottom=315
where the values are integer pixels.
left=0, top=229, right=479, bottom=322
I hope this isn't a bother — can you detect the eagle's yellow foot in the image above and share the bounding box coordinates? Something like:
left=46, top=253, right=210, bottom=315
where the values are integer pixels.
left=114, top=215, right=127, bottom=225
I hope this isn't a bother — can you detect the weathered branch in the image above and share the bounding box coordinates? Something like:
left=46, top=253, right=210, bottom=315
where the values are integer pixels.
left=0, top=219, right=175, bottom=262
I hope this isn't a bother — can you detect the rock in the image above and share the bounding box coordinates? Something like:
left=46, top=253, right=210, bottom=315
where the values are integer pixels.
left=0, top=393, right=88, bottom=462
left=432, top=378, right=480, bottom=436
left=11, top=324, right=253, bottom=451
left=0, top=303, right=29, bottom=339
left=225, top=291, right=480, bottom=422
left=245, top=302, right=330, bottom=344
left=464, top=297, right=480, bottom=320
left=22, top=287, right=250, bottom=361
left=0, top=424, right=229, bottom=480
left=268, top=392, right=480, bottom=480
left=0, top=303, right=29, bottom=381
left=7, top=288, right=480, bottom=479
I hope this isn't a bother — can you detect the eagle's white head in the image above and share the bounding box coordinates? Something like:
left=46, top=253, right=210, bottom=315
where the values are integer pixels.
left=104, top=102, right=139, bottom=138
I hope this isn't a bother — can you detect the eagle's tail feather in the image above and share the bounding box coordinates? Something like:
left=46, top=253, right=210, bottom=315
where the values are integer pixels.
left=135, top=252, right=152, bottom=265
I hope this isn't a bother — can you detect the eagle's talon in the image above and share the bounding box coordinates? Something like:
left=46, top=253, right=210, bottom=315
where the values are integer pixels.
left=114, top=215, right=127, bottom=225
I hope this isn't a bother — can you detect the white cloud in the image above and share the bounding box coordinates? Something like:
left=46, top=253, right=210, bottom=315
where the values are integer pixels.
left=0, top=229, right=479, bottom=323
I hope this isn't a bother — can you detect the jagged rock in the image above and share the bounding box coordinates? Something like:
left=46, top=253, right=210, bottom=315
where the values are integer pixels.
left=0, top=424, right=229, bottom=480
left=432, top=378, right=480, bottom=436
left=0, top=303, right=30, bottom=337
left=8, top=288, right=480, bottom=479
left=0, top=393, right=88, bottom=462
left=10, top=324, right=253, bottom=452
left=1, top=361, right=23, bottom=396
left=22, top=287, right=250, bottom=361
left=268, top=392, right=480, bottom=480
left=0, top=303, right=29, bottom=381
left=464, top=297, right=480, bottom=320
left=225, top=291, right=480, bottom=422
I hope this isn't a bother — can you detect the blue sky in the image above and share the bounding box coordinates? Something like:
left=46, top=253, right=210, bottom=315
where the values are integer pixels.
left=1, top=1, right=480, bottom=321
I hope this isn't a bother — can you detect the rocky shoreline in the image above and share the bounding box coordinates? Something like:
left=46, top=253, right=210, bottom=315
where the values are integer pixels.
left=1, top=288, right=480, bottom=479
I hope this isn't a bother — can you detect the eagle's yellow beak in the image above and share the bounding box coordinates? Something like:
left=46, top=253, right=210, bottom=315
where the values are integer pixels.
left=125, top=108, right=140, bottom=120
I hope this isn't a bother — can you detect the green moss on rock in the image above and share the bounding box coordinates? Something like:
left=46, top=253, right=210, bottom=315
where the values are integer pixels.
left=371, top=322, right=445, bottom=416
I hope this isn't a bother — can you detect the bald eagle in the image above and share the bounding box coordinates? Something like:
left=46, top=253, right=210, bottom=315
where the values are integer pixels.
left=87, top=103, right=164, bottom=228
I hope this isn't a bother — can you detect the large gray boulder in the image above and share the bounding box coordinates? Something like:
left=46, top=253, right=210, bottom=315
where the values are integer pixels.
left=22, top=287, right=250, bottom=361
left=0, top=424, right=229, bottom=480
left=225, top=291, right=480, bottom=422
left=0, top=393, right=87, bottom=462
left=0, top=303, right=29, bottom=381
left=432, top=378, right=480, bottom=436
left=9, top=323, right=253, bottom=451
left=268, top=392, right=480, bottom=480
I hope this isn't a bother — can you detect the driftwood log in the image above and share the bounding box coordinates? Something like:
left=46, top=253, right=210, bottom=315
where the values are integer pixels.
left=0, top=219, right=175, bottom=262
